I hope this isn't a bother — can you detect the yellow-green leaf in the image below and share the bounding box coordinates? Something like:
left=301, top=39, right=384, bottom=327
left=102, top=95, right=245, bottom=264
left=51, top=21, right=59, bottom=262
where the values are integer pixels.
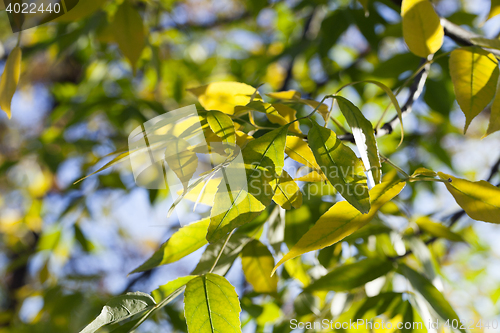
left=307, top=120, right=370, bottom=213
left=449, top=47, right=499, bottom=133
left=335, top=96, right=381, bottom=185
left=55, top=0, right=107, bottom=22
left=0, top=47, right=22, bottom=119
left=164, top=137, right=199, bottom=192
left=294, top=170, right=327, bottom=182
left=273, top=170, right=303, bottom=210
left=411, top=167, right=437, bottom=177
left=470, top=37, right=500, bottom=50
left=152, top=276, right=197, bottom=303
left=266, top=90, right=329, bottom=120
left=111, top=1, right=145, bottom=72
left=207, top=125, right=289, bottom=242
left=130, top=218, right=209, bottom=273
left=241, top=239, right=278, bottom=293
left=273, top=180, right=405, bottom=273
left=188, top=82, right=260, bottom=115
left=273, top=103, right=301, bottom=134
left=486, top=78, right=500, bottom=136
left=401, top=0, right=444, bottom=57
left=184, top=273, right=242, bottom=333
left=206, top=110, right=237, bottom=153
left=305, top=258, right=394, bottom=292
left=438, top=172, right=500, bottom=223
left=487, top=0, right=500, bottom=21
left=285, top=135, right=320, bottom=169
left=415, top=216, right=464, bottom=242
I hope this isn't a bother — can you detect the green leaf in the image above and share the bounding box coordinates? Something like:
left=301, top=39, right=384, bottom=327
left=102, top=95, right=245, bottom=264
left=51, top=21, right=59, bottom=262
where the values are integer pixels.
left=334, top=96, right=382, bottom=185
left=470, top=37, right=500, bottom=50
left=273, top=180, right=405, bottom=272
left=415, top=216, right=464, bottom=242
left=305, top=258, right=393, bottom=292
left=0, top=46, right=22, bottom=119
left=184, top=273, right=242, bottom=333
left=241, top=239, right=278, bottom=294
left=438, top=172, right=500, bottom=223
left=79, top=292, right=156, bottom=333
left=449, top=47, right=499, bottom=133
left=273, top=170, right=303, bottom=210
left=152, top=276, right=198, bottom=303
left=130, top=218, right=209, bottom=273
left=307, top=119, right=370, bottom=213
left=399, top=264, right=464, bottom=332
left=486, top=77, right=500, bottom=136
left=111, top=1, right=146, bottom=72
left=207, top=125, right=289, bottom=242
left=192, top=232, right=252, bottom=276
left=206, top=110, right=237, bottom=153
left=401, top=0, right=444, bottom=57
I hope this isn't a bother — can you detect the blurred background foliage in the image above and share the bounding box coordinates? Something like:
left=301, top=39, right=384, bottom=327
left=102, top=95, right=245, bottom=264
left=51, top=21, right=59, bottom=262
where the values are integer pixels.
left=0, top=0, right=500, bottom=332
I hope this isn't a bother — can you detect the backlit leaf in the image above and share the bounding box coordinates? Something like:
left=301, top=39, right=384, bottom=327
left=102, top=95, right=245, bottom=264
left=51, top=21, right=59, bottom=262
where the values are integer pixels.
left=207, top=125, right=289, bottom=242
left=241, top=239, right=278, bottom=293
left=130, top=219, right=209, bottom=273
left=0, top=46, right=22, bottom=119
left=486, top=78, right=500, bottom=136
left=152, top=276, right=197, bottom=303
left=295, top=170, right=327, bottom=182
left=449, top=47, right=499, bottom=133
left=184, top=273, right=242, bottom=333
left=273, top=170, right=303, bottom=210
left=79, top=292, right=156, bottom=333
left=399, top=264, right=464, bottom=332
left=111, top=1, right=145, bottom=72
left=470, top=37, right=500, bottom=50
left=438, top=172, right=500, bottom=223
left=164, top=137, right=199, bottom=192
left=415, top=216, right=464, bottom=242
left=285, top=135, right=320, bottom=169
left=188, top=82, right=260, bottom=115
left=402, top=0, right=444, bottom=57
left=206, top=110, right=237, bottom=154
left=307, top=120, right=370, bottom=213
left=335, top=96, right=381, bottom=185
left=305, top=258, right=394, bottom=292
left=273, top=180, right=405, bottom=272
left=487, top=0, right=500, bottom=21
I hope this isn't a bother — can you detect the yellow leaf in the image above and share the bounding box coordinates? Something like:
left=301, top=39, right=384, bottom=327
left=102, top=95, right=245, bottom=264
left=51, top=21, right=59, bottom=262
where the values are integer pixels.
left=0, top=47, right=22, bottom=119
left=111, top=1, right=145, bottom=73
left=272, top=180, right=405, bottom=273
left=295, top=170, right=327, bottom=182
left=273, top=170, right=303, bottom=210
left=266, top=90, right=329, bottom=120
left=188, top=82, right=260, bottom=115
left=177, top=177, right=222, bottom=207
left=402, top=0, right=444, bottom=57
left=273, top=103, right=301, bottom=134
left=486, top=79, right=500, bottom=136
left=438, top=172, right=500, bottom=223
left=241, top=239, right=278, bottom=293
left=206, top=110, right=236, bottom=154
left=487, top=0, right=500, bottom=21
left=449, top=47, right=499, bottom=133
left=285, top=135, right=319, bottom=169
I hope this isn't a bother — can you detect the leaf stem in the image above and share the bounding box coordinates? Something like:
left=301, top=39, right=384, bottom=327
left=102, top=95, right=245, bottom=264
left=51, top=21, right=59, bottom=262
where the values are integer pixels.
left=380, top=154, right=409, bottom=179
left=209, top=229, right=235, bottom=273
